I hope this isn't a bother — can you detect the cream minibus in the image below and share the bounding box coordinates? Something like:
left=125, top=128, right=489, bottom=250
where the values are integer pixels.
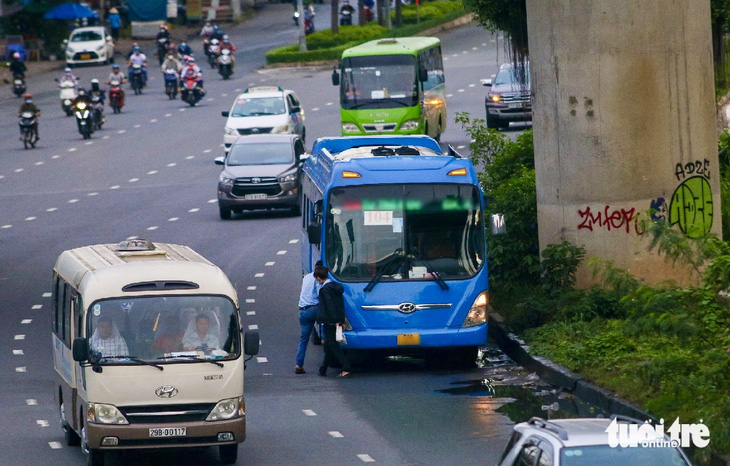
left=52, top=240, right=259, bottom=466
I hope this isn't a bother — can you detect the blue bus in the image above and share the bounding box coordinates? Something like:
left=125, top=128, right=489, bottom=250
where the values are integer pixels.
left=300, top=135, right=490, bottom=363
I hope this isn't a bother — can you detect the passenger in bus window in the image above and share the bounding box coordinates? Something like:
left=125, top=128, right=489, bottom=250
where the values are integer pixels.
left=183, top=314, right=220, bottom=351
left=90, top=316, right=129, bottom=357
left=151, top=314, right=184, bottom=353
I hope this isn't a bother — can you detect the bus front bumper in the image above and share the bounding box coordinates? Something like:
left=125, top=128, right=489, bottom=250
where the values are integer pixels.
left=340, top=324, right=487, bottom=349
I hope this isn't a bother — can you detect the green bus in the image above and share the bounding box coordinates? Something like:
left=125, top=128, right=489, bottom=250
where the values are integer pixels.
left=332, top=37, right=446, bottom=140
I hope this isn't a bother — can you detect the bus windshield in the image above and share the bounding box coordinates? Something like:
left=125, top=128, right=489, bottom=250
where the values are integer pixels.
left=325, top=184, right=485, bottom=281
left=341, top=55, right=418, bottom=110
left=86, top=295, right=240, bottom=363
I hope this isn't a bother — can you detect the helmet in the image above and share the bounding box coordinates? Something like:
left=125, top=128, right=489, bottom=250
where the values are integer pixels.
left=183, top=54, right=191, bottom=62
left=223, top=35, right=229, bottom=41
left=23, top=92, right=32, bottom=99
left=211, top=38, right=219, bottom=45
left=160, top=23, right=167, bottom=29
left=112, top=64, right=120, bottom=69
left=13, top=52, right=20, bottom=59
left=91, top=78, right=99, bottom=84
left=133, top=42, right=139, bottom=46
left=188, top=57, right=196, bottom=63
left=78, top=88, right=86, bottom=95
left=181, top=40, right=187, bottom=45
left=133, top=45, right=140, bottom=51
left=64, top=67, right=71, bottom=72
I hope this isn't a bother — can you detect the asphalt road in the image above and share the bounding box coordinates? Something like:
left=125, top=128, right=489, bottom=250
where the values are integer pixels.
left=0, top=5, right=529, bottom=465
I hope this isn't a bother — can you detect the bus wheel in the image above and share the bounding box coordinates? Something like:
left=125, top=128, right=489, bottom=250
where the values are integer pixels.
left=60, top=403, right=80, bottom=446
left=87, top=448, right=105, bottom=466
left=220, top=444, right=238, bottom=464
left=450, top=346, right=478, bottom=369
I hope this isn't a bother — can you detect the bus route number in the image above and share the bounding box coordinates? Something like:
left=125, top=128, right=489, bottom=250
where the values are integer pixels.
left=364, top=211, right=393, bottom=226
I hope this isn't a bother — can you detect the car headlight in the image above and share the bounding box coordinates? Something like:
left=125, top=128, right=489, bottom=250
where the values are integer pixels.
left=219, top=174, right=234, bottom=184
left=400, top=119, right=419, bottom=131
left=96, top=44, right=105, bottom=51
left=272, top=124, right=291, bottom=133
left=206, top=397, right=245, bottom=421
left=462, top=291, right=488, bottom=327
left=224, top=126, right=238, bottom=136
left=66, top=46, right=75, bottom=53
left=342, top=122, right=359, bottom=133
left=490, top=94, right=501, bottom=103
left=277, top=173, right=296, bottom=183
left=87, top=403, right=129, bottom=425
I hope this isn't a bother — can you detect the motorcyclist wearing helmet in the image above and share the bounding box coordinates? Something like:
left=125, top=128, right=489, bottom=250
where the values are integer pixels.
left=180, top=57, right=202, bottom=82
left=60, top=67, right=79, bottom=90
left=127, top=45, right=148, bottom=86
left=218, top=35, right=236, bottom=72
left=90, top=78, right=106, bottom=104
left=200, top=21, right=214, bottom=37
left=72, top=87, right=93, bottom=109
left=107, top=64, right=127, bottom=105
left=156, top=23, right=171, bottom=41
left=18, top=92, right=40, bottom=140
left=126, top=42, right=141, bottom=59
left=8, top=52, right=26, bottom=78
left=178, top=41, right=193, bottom=57
left=210, top=24, right=224, bottom=41
left=162, top=51, right=182, bottom=78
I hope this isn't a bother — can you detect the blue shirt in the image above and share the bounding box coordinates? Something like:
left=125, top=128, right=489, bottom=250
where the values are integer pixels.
left=108, top=13, right=121, bottom=29
left=298, top=272, right=321, bottom=308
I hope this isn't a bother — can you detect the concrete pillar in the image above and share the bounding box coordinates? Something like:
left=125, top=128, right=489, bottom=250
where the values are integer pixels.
left=526, top=0, right=722, bottom=286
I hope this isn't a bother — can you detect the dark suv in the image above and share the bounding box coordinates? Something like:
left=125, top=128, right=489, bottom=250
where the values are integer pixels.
left=483, top=62, right=532, bottom=130
left=215, top=134, right=306, bottom=220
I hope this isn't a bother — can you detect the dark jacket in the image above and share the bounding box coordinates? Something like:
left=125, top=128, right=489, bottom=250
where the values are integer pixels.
left=318, top=281, right=345, bottom=325
left=9, top=59, right=26, bottom=76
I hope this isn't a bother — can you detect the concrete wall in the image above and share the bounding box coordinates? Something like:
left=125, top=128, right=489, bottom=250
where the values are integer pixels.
left=526, top=0, right=722, bottom=286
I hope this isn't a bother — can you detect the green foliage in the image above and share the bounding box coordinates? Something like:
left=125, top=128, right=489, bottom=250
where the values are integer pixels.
left=460, top=0, right=527, bottom=63
left=456, top=112, right=538, bottom=287
left=305, top=23, right=389, bottom=49
left=540, top=241, right=585, bottom=295
left=392, top=1, right=465, bottom=24
left=265, top=42, right=359, bottom=64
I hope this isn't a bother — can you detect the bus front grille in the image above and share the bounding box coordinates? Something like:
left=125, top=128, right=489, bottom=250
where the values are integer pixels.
left=362, top=123, right=397, bottom=133
left=119, top=403, right=215, bottom=424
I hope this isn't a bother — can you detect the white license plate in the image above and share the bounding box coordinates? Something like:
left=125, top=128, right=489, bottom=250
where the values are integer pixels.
left=508, top=103, right=523, bottom=109
left=244, top=194, right=267, bottom=200
left=14, top=80, right=22, bottom=85
left=149, top=427, right=186, bottom=438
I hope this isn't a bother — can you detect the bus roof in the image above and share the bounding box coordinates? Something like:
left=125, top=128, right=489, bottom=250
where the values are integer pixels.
left=341, top=37, right=441, bottom=59
left=54, top=241, right=237, bottom=306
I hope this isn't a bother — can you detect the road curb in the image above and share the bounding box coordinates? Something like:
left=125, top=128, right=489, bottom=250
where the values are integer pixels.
left=414, top=13, right=475, bottom=37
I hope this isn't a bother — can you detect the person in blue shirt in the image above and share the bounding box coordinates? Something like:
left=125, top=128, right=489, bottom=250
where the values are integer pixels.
left=295, top=260, right=323, bottom=374
left=108, top=7, right=121, bottom=41
left=178, top=41, right=193, bottom=57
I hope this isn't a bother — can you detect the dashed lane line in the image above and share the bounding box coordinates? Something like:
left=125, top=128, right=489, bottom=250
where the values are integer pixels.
left=168, top=217, right=179, bottom=222
left=48, top=442, right=62, bottom=449
left=255, top=273, right=264, bottom=277
left=358, top=454, right=375, bottom=463
left=277, top=250, right=287, bottom=255
left=246, top=311, right=255, bottom=316
left=46, top=208, right=57, bottom=212
left=265, top=262, right=275, bottom=266
left=247, top=286, right=256, bottom=290
left=25, top=217, right=36, bottom=221
left=128, top=178, right=139, bottom=183
left=37, top=420, right=50, bottom=427
left=15, top=335, right=25, bottom=340
left=13, top=350, right=23, bottom=355
left=245, top=299, right=255, bottom=303
left=248, top=325, right=258, bottom=330
left=302, top=409, right=317, bottom=416
left=147, top=226, right=158, bottom=231
left=289, top=239, right=299, bottom=244
left=188, top=208, right=200, bottom=213
left=68, top=199, right=78, bottom=203
left=329, top=431, right=344, bottom=438
left=26, top=399, right=37, bottom=406
left=21, top=319, right=31, bottom=324
left=256, top=357, right=268, bottom=363
left=16, top=367, right=26, bottom=372
left=147, top=170, right=158, bottom=175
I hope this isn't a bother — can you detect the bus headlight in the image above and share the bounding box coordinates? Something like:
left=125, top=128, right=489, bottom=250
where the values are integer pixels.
left=400, top=119, right=419, bottom=131
left=87, top=403, right=129, bottom=425
left=206, top=397, right=245, bottom=421
left=462, top=291, right=488, bottom=327
left=342, top=122, right=359, bottom=133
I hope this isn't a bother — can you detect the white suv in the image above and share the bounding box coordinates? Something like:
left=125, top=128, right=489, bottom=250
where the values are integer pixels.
left=497, top=416, right=691, bottom=465
left=221, top=86, right=305, bottom=152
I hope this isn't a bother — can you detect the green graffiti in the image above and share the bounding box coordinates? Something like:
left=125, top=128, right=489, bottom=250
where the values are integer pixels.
left=668, top=176, right=713, bottom=238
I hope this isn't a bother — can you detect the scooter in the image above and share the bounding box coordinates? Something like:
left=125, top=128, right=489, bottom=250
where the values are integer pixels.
left=109, top=81, right=124, bottom=114
left=58, top=79, right=77, bottom=116
left=293, top=9, right=300, bottom=26
left=180, top=75, right=204, bottom=107
left=74, top=101, right=94, bottom=139
left=157, top=37, right=170, bottom=66
left=218, top=49, right=233, bottom=80
left=339, top=4, right=354, bottom=25
left=164, top=69, right=178, bottom=99
left=18, top=112, right=37, bottom=149
left=129, top=63, right=144, bottom=95
left=208, top=40, right=220, bottom=69
left=91, top=93, right=105, bottom=130
left=11, top=73, right=26, bottom=97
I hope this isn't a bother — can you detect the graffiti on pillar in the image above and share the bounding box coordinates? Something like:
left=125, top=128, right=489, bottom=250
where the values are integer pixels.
left=675, top=159, right=710, bottom=182
left=577, top=205, right=643, bottom=235
left=650, top=197, right=667, bottom=222
left=668, top=176, right=713, bottom=238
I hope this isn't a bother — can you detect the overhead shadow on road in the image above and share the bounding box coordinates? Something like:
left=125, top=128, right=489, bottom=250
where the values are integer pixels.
left=224, top=208, right=300, bottom=221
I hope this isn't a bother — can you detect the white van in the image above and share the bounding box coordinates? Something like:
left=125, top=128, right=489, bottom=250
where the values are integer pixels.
left=52, top=240, right=259, bottom=465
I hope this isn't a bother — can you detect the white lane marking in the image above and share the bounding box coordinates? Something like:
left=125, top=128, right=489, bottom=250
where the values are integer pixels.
left=134, top=124, right=141, bottom=128
left=312, top=107, right=320, bottom=111
left=329, top=431, right=344, bottom=438
left=247, top=286, right=256, bottom=290
left=470, top=139, right=476, bottom=143
left=42, top=293, right=51, bottom=298
left=117, top=130, right=126, bottom=134
left=222, top=93, right=228, bottom=97
left=302, top=409, right=317, bottom=416
left=21, top=319, right=32, bottom=324
left=256, top=357, right=268, bottom=363
left=208, top=199, right=217, bottom=204
left=482, top=42, right=488, bottom=46
left=88, top=192, right=98, bottom=196
left=52, top=155, right=60, bottom=159
left=147, top=226, right=158, bottom=230
left=451, top=53, right=458, bottom=57
left=35, top=161, right=44, bottom=166
left=127, top=235, right=139, bottom=240
left=255, top=273, right=264, bottom=277
left=16, top=367, right=26, bottom=372
left=33, top=304, right=43, bottom=309
left=110, top=185, right=120, bottom=189
left=457, top=145, right=466, bottom=149
left=0, top=176, right=4, bottom=179
left=446, top=93, right=453, bottom=98
left=462, top=50, right=468, bottom=54
left=165, top=113, right=172, bottom=117
left=47, top=208, right=57, bottom=212
left=150, top=119, right=158, bottom=123
left=37, top=420, right=50, bottom=427
left=246, top=311, right=256, bottom=316
left=26, top=399, right=38, bottom=405
left=204, top=149, right=212, bottom=153
left=68, top=199, right=79, bottom=203
left=277, top=250, right=287, bottom=255
left=289, top=239, right=299, bottom=243
left=13, top=350, right=24, bottom=355
left=129, top=178, right=139, bottom=183
left=326, top=102, right=333, bottom=106
left=472, top=47, right=478, bottom=50
left=248, top=324, right=258, bottom=330
left=469, top=84, right=475, bottom=87
left=15, top=335, right=25, bottom=340
left=358, top=454, right=375, bottom=463
left=245, top=299, right=255, bottom=303
left=179, top=108, right=186, bottom=112
left=265, top=262, right=275, bottom=266
left=68, top=148, right=77, bottom=152
left=103, top=135, right=110, bottom=139
left=458, top=89, right=465, bottom=93
left=2, top=225, right=13, bottom=229
left=167, top=163, right=177, bottom=167
left=235, top=88, right=242, bottom=92
left=25, top=217, right=36, bottom=221
left=48, top=442, right=62, bottom=449
left=15, top=168, right=24, bottom=173
left=186, top=156, right=195, bottom=160
left=249, top=82, right=255, bottom=86
left=168, top=217, right=179, bottom=222
left=443, top=57, right=449, bottom=61
left=207, top=98, right=214, bottom=101
left=84, top=141, right=93, bottom=145
left=188, top=208, right=200, bottom=213
left=147, top=170, right=158, bottom=175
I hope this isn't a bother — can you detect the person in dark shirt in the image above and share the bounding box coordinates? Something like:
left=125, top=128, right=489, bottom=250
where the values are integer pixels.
left=8, top=52, right=26, bottom=77
left=315, top=266, right=352, bottom=377
left=17, top=92, right=40, bottom=140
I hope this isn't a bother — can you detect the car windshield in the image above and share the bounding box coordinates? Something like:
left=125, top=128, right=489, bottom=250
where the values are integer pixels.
left=71, top=31, right=103, bottom=42
left=326, top=184, right=485, bottom=281
left=231, top=96, right=286, bottom=117
left=494, top=64, right=530, bottom=87
left=560, top=445, right=689, bottom=466
left=340, top=55, right=418, bottom=109
left=86, top=295, right=240, bottom=363
left=227, top=142, right=293, bottom=165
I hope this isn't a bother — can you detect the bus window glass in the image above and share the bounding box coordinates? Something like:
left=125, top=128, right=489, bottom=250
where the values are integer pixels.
left=63, top=284, right=71, bottom=344
left=420, top=46, right=444, bottom=91
left=341, top=55, right=418, bottom=109
left=231, top=97, right=286, bottom=117
left=326, top=184, right=485, bottom=281
left=85, top=296, right=240, bottom=363
left=53, top=276, right=61, bottom=334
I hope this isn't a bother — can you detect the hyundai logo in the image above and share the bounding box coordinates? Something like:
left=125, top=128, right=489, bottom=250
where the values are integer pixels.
left=251, top=177, right=261, bottom=184
left=250, top=128, right=260, bottom=133
left=398, top=302, right=417, bottom=314
left=155, top=385, right=178, bottom=398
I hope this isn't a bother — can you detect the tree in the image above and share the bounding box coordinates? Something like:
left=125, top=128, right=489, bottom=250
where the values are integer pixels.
left=460, top=0, right=528, bottom=64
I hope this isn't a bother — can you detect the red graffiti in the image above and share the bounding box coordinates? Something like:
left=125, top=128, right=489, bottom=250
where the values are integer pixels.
left=577, top=205, right=644, bottom=235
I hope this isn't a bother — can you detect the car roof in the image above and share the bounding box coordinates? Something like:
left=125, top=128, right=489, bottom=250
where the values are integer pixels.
left=231, top=134, right=298, bottom=145
left=71, top=26, right=105, bottom=34
left=516, top=418, right=634, bottom=448
left=234, top=87, right=291, bottom=99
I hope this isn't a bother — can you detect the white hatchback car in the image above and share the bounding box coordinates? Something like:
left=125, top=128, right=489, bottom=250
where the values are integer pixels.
left=222, top=86, right=305, bottom=152
left=65, top=26, right=114, bottom=66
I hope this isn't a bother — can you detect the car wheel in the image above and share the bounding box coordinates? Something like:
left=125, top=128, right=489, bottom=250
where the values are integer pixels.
left=219, top=444, right=238, bottom=464
left=486, top=112, right=501, bottom=130
left=219, top=205, right=232, bottom=220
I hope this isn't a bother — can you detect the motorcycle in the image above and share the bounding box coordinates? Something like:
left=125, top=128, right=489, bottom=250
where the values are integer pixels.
left=74, top=101, right=94, bottom=139
left=304, top=10, right=315, bottom=35
left=218, top=49, right=233, bottom=80
left=58, top=79, right=77, bottom=116
left=293, top=10, right=300, bottom=26
left=180, top=75, right=204, bottom=107
left=207, top=41, right=220, bottom=69
left=129, top=64, right=144, bottom=95
left=109, top=81, right=124, bottom=114
left=339, top=5, right=354, bottom=25
left=164, top=69, right=178, bottom=99
left=362, top=5, right=373, bottom=23
left=12, top=73, right=26, bottom=97
left=157, top=37, right=170, bottom=66
left=91, top=93, right=105, bottom=130
left=18, top=112, right=37, bottom=150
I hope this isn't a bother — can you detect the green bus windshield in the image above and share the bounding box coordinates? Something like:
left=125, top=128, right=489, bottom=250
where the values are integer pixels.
left=341, top=55, right=418, bottom=110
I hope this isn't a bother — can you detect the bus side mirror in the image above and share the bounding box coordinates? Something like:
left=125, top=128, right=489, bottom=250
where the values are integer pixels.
left=244, top=330, right=260, bottom=356
left=331, top=69, right=340, bottom=86
left=490, top=213, right=507, bottom=236
left=307, top=222, right=321, bottom=245
left=72, top=337, right=90, bottom=362
left=419, top=67, right=428, bottom=83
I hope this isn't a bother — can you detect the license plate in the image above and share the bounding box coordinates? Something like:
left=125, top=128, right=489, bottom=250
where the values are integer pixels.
left=80, top=53, right=91, bottom=59
left=508, top=103, right=523, bottom=109
left=244, top=194, right=267, bottom=200
left=397, top=333, right=420, bottom=346
left=14, top=80, right=22, bottom=85
left=149, top=427, right=186, bottom=438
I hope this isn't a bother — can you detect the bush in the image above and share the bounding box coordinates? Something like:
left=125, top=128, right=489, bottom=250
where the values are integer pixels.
left=306, top=23, right=388, bottom=49
left=540, top=241, right=585, bottom=296
left=395, top=1, right=464, bottom=23
left=265, top=42, right=359, bottom=64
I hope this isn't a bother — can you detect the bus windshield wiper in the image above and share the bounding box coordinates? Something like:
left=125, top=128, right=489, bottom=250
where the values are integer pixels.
left=157, top=354, right=224, bottom=367
left=98, top=355, right=164, bottom=371
left=364, top=248, right=405, bottom=292
left=411, top=257, right=449, bottom=290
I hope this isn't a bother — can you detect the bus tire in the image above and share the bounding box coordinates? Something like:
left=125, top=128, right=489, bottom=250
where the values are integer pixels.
left=450, top=346, right=478, bottom=369
left=87, top=448, right=104, bottom=466
left=60, top=402, right=81, bottom=446
left=219, top=444, right=238, bottom=464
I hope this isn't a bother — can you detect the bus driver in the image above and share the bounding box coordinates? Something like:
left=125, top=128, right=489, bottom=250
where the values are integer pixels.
left=183, top=314, right=220, bottom=351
